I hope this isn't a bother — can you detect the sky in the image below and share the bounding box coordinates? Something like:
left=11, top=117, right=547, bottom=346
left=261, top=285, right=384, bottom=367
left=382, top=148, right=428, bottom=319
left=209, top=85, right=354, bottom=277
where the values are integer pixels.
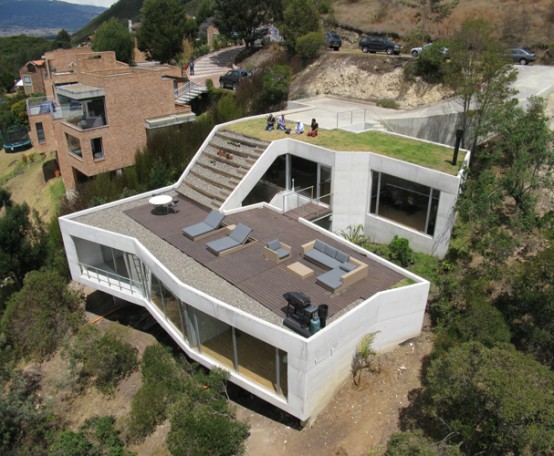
left=60, top=0, right=117, bottom=7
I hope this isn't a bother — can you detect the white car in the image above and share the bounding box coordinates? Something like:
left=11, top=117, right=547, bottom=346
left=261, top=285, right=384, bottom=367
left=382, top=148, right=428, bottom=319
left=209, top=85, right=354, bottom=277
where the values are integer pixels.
left=410, top=43, right=448, bottom=57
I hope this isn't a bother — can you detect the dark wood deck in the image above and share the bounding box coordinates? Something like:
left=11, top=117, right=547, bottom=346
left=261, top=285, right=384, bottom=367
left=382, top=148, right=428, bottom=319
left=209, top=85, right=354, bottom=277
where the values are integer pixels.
left=124, top=197, right=404, bottom=321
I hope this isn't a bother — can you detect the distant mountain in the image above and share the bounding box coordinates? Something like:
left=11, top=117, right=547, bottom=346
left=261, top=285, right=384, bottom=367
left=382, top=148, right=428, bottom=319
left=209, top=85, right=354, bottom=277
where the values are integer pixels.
left=0, top=0, right=106, bottom=37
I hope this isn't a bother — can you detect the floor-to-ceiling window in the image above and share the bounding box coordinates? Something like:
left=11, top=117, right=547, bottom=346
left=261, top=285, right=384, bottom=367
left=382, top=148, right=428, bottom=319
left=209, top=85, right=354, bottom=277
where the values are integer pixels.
left=370, top=171, right=439, bottom=236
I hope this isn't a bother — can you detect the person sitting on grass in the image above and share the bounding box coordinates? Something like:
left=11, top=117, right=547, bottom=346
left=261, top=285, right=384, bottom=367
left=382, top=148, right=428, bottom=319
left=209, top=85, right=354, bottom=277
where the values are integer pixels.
left=294, top=120, right=304, bottom=134
left=265, top=113, right=276, bottom=131
left=277, top=114, right=287, bottom=131
left=307, top=118, right=318, bottom=137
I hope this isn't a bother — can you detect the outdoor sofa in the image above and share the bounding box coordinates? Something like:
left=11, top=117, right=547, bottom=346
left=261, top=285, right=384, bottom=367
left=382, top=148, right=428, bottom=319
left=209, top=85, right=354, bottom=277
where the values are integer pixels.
left=263, top=239, right=291, bottom=263
left=301, top=239, right=368, bottom=292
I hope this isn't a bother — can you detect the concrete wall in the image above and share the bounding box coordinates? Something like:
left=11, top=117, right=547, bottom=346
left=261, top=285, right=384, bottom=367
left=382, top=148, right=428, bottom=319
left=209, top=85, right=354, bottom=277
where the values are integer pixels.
left=59, top=198, right=429, bottom=422
left=385, top=112, right=462, bottom=147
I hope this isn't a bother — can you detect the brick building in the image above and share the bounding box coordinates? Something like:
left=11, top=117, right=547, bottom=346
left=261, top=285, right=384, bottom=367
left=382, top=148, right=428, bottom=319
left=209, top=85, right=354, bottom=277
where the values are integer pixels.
left=19, top=60, right=47, bottom=95
left=26, top=47, right=194, bottom=189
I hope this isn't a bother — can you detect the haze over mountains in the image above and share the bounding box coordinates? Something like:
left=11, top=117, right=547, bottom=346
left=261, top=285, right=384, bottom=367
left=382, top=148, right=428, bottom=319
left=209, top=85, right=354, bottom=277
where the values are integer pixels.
left=0, top=0, right=107, bottom=37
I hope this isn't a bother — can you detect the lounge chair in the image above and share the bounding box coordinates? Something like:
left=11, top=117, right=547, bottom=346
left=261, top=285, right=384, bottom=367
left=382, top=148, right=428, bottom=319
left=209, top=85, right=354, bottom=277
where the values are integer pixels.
left=206, top=223, right=253, bottom=256
left=264, top=239, right=291, bottom=263
left=182, top=209, right=224, bottom=240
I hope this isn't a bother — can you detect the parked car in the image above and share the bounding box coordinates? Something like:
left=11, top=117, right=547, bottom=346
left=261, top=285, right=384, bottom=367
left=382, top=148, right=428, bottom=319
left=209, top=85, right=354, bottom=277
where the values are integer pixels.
left=253, top=26, right=282, bottom=47
left=219, top=69, right=252, bottom=90
left=505, top=48, right=536, bottom=65
left=410, top=42, right=449, bottom=58
left=359, top=36, right=402, bottom=55
left=325, top=32, right=342, bottom=51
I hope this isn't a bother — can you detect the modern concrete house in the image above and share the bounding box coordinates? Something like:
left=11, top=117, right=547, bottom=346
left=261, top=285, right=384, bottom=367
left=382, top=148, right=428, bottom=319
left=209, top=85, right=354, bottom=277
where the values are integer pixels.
left=24, top=47, right=195, bottom=189
left=59, top=109, right=469, bottom=423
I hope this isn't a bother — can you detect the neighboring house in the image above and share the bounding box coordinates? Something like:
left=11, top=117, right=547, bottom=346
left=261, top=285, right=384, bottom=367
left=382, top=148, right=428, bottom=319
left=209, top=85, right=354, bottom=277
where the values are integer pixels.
left=19, top=60, right=47, bottom=95
left=25, top=47, right=194, bottom=189
left=59, top=113, right=469, bottom=423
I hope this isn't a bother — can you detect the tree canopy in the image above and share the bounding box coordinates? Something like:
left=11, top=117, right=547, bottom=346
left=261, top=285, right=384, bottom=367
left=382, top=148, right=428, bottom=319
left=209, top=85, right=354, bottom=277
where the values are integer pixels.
left=213, top=0, right=277, bottom=47
left=92, top=18, right=134, bottom=64
left=137, top=0, right=189, bottom=62
left=419, top=342, right=554, bottom=455
left=279, top=0, right=320, bottom=52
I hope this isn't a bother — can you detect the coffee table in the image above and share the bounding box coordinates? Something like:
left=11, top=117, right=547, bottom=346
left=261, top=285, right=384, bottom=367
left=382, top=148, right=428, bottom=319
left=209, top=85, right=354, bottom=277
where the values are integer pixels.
left=286, top=262, right=314, bottom=280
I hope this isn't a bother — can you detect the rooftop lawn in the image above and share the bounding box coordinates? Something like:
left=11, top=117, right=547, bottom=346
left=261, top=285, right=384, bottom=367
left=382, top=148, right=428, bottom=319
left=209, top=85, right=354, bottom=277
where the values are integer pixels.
left=223, top=117, right=463, bottom=175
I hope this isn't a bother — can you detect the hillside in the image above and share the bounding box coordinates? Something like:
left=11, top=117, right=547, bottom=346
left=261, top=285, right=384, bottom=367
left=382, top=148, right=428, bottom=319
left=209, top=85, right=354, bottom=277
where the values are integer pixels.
left=0, top=0, right=106, bottom=37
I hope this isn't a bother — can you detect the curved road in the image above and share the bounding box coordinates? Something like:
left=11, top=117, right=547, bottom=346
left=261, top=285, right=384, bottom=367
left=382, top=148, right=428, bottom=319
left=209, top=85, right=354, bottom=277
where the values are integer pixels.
left=188, top=46, right=245, bottom=87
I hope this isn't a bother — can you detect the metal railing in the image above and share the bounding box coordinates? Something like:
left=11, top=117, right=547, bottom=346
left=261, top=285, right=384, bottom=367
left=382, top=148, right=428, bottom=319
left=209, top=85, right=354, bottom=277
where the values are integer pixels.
left=79, top=262, right=145, bottom=297
left=278, top=185, right=333, bottom=218
left=175, top=81, right=207, bottom=102
left=336, top=108, right=396, bottom=133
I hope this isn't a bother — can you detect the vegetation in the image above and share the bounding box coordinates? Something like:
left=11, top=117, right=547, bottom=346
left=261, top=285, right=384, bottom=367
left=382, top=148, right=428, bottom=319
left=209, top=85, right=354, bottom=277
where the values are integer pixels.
left=280, top=0, right=321, bottom=53
left=137, top=0, right=191, bottom=62
left=1, top=269, right=85, bottom=360
left=92, top=18, right=134, bottom=64
left=351, top=332, right=379, bottom=386
left=412, top=342, right=554, bottom=454
left=223, top=118, right=460, bottom=174
left=64, top=324, right=138, bottom=395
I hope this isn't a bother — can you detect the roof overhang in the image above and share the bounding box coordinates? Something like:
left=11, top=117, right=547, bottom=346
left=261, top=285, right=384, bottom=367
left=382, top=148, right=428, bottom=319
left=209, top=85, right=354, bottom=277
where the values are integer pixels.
left=145, top=112, right=196, bottom=129
left=57, top=83, right=105, bottom=100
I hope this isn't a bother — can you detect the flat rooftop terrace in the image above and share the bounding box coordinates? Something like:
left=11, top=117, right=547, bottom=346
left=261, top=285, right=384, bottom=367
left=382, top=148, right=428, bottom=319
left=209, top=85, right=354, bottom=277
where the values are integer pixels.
left=74, top=194, right=406, bottom=329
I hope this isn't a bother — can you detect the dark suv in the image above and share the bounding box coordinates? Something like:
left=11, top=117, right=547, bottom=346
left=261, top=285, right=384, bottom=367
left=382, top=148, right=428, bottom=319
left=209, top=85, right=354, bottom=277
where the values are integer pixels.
left=359, top=36, right=402, bottom=55
left=219, top=68, right=252, bottom=90
left=325, top=32, right=342, bottom=51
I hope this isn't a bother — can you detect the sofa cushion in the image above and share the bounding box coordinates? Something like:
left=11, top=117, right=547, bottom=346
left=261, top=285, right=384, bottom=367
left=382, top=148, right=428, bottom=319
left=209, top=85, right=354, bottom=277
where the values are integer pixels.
left=314, top=239, right=326, bottom=252
left=324, top=244, right=338, bottom=258
left=340, top=261, right=357, bottom=273
left=267, top=239, right=280, bottom=250
left=305, top=249, right=341, bottom=270
left=335, top=250, right=349, bottom=263
left=316, top=268, right=344, bottom=290
left=274, top=247, right=290, bottom=259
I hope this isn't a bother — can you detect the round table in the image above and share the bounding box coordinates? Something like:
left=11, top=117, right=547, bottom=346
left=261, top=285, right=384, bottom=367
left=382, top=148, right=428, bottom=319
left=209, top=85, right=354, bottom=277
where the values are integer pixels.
left=149, top=194, right=173, bottom=213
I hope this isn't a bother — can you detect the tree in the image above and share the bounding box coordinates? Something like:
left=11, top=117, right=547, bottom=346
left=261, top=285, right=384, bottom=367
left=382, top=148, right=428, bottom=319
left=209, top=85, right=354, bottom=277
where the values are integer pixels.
left=418, top=342, right=554, bottom=455
left=442, top=19, right=517, bottom=154
left=295, top=31, right=325, bottom=63
left=92, top=18, right=134, bottom=64
left=1, top=269, right=85, bottom=360
left=385, top=430, right=462, bottom=455
left=280, top=0, right=320, bottom=52
left=0, top=201, right=48, bottom=289
left=492, top=96, right=554, bottom=215
left=137, top=0, right=188, bottom=62
left=53, top=29, right=71, bottom=49
left=213, top=0, right=276, bottom=47
left=496, top=244, right=554, bottom=369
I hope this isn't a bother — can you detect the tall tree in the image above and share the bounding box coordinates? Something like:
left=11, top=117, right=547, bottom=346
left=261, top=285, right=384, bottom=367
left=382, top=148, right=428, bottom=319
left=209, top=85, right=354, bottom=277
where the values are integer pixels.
left=137, top=0, right=188, bottom=62
left=442, top=19, right=517, bottom=154
left=53, top=29, right=72, bottom=49
left=418, top=342, right=554, bottom=455
left=92, top=18, right=134, bottom=64
left=493, top=96, right=554, bottom=214
left=279, top=0, right=320, bottom=53
left=0, top=201, right=47, bottom=289
left=213, top=0, right=276, bottom=47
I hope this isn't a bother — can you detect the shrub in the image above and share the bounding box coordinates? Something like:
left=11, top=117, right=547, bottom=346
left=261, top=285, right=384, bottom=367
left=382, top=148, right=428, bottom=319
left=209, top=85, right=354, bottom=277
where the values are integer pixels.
left=1, top=269, right=84, bottom=360
left=128, top=344, right=183, bottom=440
left=65, top=324, right=138, bottom=395
left=295, top=32, right=325, bottom=63
left=388, top=235, right=415, bottom=267
left=376, top=98, right=399, bottom=109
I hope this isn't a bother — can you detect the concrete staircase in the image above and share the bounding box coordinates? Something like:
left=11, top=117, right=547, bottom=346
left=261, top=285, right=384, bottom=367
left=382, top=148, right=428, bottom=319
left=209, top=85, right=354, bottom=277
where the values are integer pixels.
left=177, top=131, right=270, bottom=209
left=175, top=82, right=207, bottom=105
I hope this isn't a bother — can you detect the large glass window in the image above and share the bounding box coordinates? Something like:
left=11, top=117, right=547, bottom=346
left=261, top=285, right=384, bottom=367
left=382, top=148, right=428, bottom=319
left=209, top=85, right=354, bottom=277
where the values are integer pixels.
left=36, top=122, right=45, bottom=144
left=187, top=306, right=287, bottom=398
left=66, top=133, right=82, bottom=158
left=149, top=275, right=188, bottom=339
left=370, top=171, right=439, bottom=236
left=91, top=137, right=104, bottom=160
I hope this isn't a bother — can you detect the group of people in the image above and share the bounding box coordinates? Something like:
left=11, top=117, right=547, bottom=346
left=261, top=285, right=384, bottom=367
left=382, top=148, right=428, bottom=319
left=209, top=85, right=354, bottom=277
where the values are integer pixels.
left=265, top=114, right=318, bottom=137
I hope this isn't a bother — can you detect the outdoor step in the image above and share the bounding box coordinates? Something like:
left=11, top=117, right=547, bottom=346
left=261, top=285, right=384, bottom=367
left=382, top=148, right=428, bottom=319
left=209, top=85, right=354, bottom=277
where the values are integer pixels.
left=214, top=131, right=270, bottom=150
left=209, top=135, right=265, bottom=159
left=195, top=159, right=243, bottom=182
left=204, top=145, right=252, bottom=171
left=189, top=169, right=235, bottom=192
left=175, top=186, right=217, bottom=209
left=184, top=174, right=227, bottom=202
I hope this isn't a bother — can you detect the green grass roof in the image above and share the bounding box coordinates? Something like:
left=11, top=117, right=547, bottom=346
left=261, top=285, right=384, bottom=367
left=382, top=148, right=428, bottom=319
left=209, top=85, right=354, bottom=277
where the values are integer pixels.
left=223, top=118, right=463, bottom=175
